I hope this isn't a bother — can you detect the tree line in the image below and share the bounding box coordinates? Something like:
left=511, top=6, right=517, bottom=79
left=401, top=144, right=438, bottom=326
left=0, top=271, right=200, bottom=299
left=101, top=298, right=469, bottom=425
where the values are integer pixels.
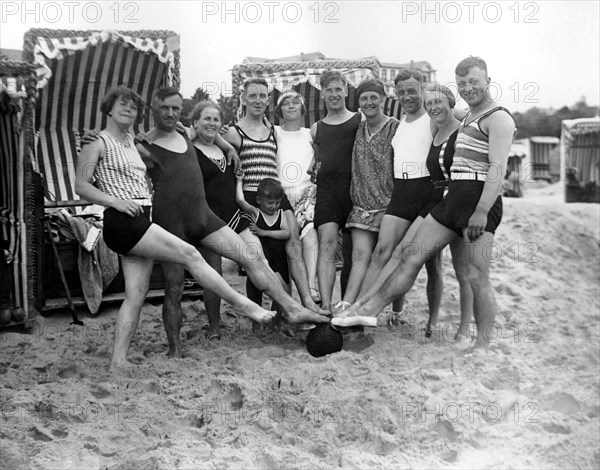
left=512, top=97, right=598, bottom=139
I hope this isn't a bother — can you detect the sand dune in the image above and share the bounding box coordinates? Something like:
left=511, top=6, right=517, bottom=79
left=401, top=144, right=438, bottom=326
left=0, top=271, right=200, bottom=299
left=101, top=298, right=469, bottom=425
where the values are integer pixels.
left=1, top=185, right=599, bottom=469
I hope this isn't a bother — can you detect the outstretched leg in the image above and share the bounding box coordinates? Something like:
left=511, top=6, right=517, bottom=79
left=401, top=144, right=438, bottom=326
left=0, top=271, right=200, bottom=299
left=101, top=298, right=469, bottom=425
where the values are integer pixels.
left=201, top=226, right=329, bottom=325
left=348, top=216, right=456, bottom=318
left=358, top=215, right=411, bottom=298
left=130, top=224, right=276, bottom=324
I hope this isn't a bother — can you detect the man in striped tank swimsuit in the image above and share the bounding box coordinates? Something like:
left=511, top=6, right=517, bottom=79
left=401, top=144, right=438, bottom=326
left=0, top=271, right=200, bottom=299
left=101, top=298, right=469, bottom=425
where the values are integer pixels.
left=224, top=78, right=326, bottom=314
left=343, top=57, right=516, bottom=351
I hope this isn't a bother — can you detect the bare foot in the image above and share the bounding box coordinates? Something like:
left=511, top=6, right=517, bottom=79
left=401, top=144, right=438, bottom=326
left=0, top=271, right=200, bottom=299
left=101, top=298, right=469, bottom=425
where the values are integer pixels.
left=109, top=360, right=137, bottom=377
left=241, top=303, right=277, bottom=324
left=303, top=297, right=330, bottom=315
left=454, top=322, right=473, bottom=341
left=334, top=300, right=365, bottom=319
left=331, top=313, right=378, bottom=328
left=206, top=326, right=221, bottom=341
left=285, top=306, right=330, bottom=324
left=332, top=300, right=351, bottom=316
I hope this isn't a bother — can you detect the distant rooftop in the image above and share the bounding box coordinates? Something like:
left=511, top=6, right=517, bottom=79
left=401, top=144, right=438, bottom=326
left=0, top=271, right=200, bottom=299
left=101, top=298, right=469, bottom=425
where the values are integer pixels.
left=243, top=52, right=330, bottom=64
left=242, top=52, right=433, bottom=72
left=530, top=136, right=560, bottom=144
left=380, top=60, right=434, bottom=72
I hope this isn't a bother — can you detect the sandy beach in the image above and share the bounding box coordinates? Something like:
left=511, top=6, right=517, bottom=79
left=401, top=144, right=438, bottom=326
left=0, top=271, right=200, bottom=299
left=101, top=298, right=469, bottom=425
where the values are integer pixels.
left=1, top=184, right=599, bottom=469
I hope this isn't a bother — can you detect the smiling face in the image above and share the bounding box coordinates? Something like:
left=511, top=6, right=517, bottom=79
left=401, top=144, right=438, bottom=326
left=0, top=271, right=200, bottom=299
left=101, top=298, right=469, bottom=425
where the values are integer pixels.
left=256, top=195, right=281, bottom=215
left=456, top=66, right=490, bottom=108
left=280, top=96, right=303, bottom=121
left=424, top=90, right=452, bottom=125
left=395, top=78, right=423, bottom=115
left=153, top=94, right=182, bottom=131
left=110, top=96, right=139, bottom=127
left=321, top=79, right=347, bottom=112
left=194, top=106, right=221, bottom=142
left=243, top=83, right=269, bottom=117
left=359, top=91, right=384, bottom=119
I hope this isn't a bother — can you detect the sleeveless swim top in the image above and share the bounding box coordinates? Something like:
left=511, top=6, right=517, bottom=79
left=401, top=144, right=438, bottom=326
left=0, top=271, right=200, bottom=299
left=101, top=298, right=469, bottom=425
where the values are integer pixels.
left=426, top=130, right=458, bottom=184
left=313, top=112, right=361, bottom=191
left=234, top=122, right=279, bottom=191
left=452, top=106, right=516, bottom=176
left=94, top=133, right=150, bottom=201
left=392, top=112, right=433, bottom=179
left=146, top=137, right=224, bottom=245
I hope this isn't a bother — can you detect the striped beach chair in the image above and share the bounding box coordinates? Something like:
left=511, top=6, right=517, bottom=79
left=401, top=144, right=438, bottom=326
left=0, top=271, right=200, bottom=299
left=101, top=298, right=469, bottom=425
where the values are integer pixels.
left=15, top=29, right=200, bottom=315
left=231, top=57, right=403, bottom=126
left=562, top=117, right=600, bottom=203
left=23, top=28, right=181, bottom=206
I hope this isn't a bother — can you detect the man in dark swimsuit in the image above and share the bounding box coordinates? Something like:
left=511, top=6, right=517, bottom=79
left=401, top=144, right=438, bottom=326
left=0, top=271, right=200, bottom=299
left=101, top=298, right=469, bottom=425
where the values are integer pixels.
left=138, top=88, right=328, bottom=357
left=310, top=70, right=360, bottom=312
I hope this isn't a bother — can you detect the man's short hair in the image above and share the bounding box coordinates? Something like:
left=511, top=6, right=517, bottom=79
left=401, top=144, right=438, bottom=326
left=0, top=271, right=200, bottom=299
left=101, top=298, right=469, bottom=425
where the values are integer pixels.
left=243, top=78, right=269, bottom=92
left=394, top=69, right=424, bottom=86
left=191, top=100, right=223, bottom=122
left=100, top=86, right=145, bottom=123
left=455, top=56, right=488, bottom=76
left=152, top=87, right=183, bottom=106
left=320, top=70, right=347, bottom=89
left=275, top=91, right=306, bottom=118
left=424, top=82, right=456, bottom=109
left=257, top=178, right=284, bottom=200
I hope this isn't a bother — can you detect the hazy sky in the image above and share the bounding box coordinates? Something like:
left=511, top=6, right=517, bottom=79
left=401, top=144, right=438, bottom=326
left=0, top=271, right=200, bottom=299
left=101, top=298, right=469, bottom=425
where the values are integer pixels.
left=2, top=1, right=599, bottom=112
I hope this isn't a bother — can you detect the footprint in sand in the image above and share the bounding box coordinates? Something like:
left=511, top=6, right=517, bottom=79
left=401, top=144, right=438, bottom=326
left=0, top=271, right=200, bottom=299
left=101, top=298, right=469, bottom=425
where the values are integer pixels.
left=207, top=380, right=244, bottom=411
left=89, top=384, right=112, bottom=399
left=222, top=384, right=243, bottom=411
left=545, top=392, right=581, bottom=415
left=430, top=419, right=458, bottom=442
left=542, top=422, right=572, bottom=434
left=57, top=365, right=85, bottom=379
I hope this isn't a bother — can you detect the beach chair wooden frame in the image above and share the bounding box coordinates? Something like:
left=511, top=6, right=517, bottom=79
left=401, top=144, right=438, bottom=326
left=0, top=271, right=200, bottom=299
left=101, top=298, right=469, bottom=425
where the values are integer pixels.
left=0, top=58, right=41, bottom=328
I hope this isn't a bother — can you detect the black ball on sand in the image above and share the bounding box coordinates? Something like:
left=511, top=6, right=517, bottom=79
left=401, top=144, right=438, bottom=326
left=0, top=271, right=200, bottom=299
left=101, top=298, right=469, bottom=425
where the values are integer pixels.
left=306, top=324, right=343, bottom=357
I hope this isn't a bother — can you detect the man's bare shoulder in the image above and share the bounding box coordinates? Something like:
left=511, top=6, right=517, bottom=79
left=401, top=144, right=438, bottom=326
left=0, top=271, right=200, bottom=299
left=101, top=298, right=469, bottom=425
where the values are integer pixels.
left=483, top=108, right=516, bottom=135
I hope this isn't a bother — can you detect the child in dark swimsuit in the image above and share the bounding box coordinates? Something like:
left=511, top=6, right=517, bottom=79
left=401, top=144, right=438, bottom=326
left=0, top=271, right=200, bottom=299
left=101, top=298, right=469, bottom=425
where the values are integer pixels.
left=236, top=177, right=291, bottom=330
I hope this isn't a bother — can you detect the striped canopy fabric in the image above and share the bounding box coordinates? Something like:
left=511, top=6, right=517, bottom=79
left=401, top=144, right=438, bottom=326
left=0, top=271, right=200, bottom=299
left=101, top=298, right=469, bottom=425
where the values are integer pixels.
left=232, top=59, right=403, bottom=127
left=562, top=117, right=600, bottom=186
left=23, top=29, right=180, bottom=204
left=234, top=66, right=376, bottom=94
left=0, top=59, right=39, bottom=321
